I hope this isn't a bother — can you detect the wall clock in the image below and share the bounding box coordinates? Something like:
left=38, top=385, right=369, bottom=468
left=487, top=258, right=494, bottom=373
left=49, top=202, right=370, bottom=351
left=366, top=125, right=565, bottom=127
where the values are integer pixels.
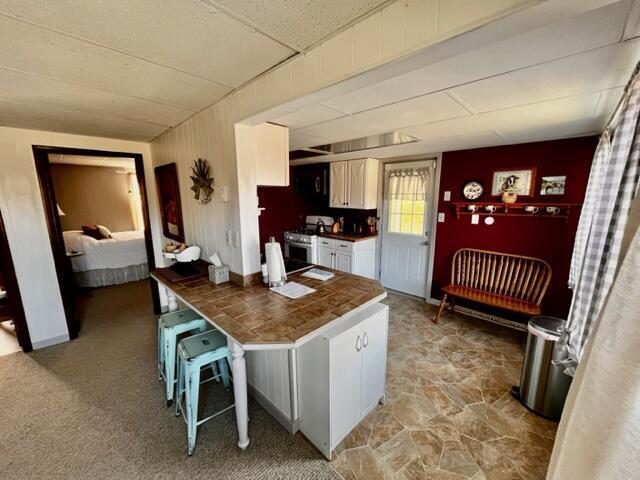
left=462, top=180, right=484, bottom=200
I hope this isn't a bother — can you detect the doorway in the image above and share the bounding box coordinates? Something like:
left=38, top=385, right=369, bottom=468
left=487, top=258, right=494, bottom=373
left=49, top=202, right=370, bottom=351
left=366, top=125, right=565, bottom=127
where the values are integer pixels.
left=0, top=208, right=32, bottom=353
left=32, top=146, right=160, bottom=339
left=379, top=160, right=437, bottom=298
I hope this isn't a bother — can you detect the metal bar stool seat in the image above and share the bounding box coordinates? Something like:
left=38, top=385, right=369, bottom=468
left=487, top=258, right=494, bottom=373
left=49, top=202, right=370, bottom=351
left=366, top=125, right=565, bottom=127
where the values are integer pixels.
left=158, top=309, right=208, bottom=406
left=175, top=329, right=233, bottom=456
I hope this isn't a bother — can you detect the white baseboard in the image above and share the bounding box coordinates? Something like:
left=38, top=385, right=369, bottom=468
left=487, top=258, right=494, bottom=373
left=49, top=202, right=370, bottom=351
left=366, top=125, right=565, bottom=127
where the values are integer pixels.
left=32, top=334, right=70, bottom=350
left=247, top=382, right=299, bottom=434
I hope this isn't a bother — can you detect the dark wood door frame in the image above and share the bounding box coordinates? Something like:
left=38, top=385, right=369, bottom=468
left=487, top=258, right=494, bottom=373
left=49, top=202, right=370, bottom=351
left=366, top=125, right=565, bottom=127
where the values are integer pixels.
left=0, top=209, right=32, bottom=352
left=32, top=146, right=161, bottom=340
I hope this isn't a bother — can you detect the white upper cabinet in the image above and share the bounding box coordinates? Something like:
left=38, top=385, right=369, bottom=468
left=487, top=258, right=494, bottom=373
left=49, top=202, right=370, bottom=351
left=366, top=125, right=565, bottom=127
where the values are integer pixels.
left=255, top=122, right=289, bottom=186
left=329, top=161, right=348, bottom=207
left=330, top=158, right=378, bottom=209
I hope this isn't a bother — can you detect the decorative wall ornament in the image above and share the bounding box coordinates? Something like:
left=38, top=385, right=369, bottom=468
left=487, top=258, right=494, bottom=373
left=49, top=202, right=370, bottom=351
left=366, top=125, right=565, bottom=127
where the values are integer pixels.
left=190, top=158, right=214, bottom=204
left=491, top=167, right=536, bottom=197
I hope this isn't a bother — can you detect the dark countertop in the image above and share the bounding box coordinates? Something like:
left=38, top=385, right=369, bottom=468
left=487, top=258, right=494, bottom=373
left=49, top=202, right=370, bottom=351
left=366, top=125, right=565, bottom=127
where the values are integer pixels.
left=318, top=232, right=378, bottom=242
left=151, top=267, right=386, bottom=347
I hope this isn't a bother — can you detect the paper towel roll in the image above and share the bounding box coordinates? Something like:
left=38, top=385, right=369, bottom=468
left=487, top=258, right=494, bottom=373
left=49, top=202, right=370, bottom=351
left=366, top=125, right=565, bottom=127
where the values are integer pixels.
left=265, top=241, right=287, bottom=286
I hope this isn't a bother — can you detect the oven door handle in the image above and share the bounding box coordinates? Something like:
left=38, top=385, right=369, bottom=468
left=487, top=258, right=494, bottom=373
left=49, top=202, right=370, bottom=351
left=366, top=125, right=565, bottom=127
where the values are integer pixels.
left=286, top=240, right=312, bottom=248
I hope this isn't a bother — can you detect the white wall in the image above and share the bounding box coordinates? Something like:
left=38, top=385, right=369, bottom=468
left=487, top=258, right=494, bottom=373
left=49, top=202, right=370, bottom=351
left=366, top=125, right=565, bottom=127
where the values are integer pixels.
left=149, top=0, right=536, bottom=277
left=0, top=126, right=161, bottom=349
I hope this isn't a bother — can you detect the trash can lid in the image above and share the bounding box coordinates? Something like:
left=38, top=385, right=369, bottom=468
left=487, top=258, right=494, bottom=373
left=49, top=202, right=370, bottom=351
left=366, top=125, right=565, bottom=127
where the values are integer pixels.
left=528, top=316, right=566, bottom=341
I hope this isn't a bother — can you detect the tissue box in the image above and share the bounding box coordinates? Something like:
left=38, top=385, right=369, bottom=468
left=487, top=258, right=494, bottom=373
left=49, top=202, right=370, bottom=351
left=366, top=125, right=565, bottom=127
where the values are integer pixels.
left=208, top=264, right=229, bottom=285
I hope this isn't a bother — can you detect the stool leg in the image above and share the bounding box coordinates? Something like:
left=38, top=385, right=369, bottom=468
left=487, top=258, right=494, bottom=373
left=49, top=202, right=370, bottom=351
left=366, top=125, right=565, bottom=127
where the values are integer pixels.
left=186, top=362, right=200, bottom=456
left=164, top=330, right=177, bottom=407
left=219, top=358, right=231, bottom=391
left=157, top=322, right=164, bottom=382
left=175, top=355, right=184, bottom=417
left=211, top=361, right=221, bottom=383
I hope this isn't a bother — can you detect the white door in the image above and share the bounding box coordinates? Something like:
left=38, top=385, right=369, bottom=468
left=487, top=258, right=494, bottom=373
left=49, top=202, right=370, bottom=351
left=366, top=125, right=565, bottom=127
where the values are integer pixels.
left=347, top=159, right=366, bottom=209
left=335, top=251, right=352, bottom=273
left=380, top=160, right=434, bottom=297
left=360, top=307, right=388, bottom=415
left=330, top=327, right=363, bottom=446
left=330, top=162, right=347, bottom=207
left=318, top=247, right=334, bottom=268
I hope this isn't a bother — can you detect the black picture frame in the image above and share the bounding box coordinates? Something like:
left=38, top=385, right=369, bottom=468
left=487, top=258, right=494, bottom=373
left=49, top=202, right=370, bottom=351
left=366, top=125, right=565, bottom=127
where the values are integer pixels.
left=155, top=163, right=185, bottom=243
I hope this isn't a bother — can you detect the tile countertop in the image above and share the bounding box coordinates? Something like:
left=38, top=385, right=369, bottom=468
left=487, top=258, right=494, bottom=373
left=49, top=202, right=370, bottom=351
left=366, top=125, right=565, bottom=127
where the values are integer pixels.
left=318, top=232, right=377, bottom=242
left=151, top=267, right=386, bottom=348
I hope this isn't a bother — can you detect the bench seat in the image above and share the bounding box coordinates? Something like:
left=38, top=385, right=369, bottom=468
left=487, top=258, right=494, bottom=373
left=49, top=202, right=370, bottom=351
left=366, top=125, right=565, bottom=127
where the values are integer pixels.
left=442, top=285, right=541, bottom=316
left=433, top=248, right=551, bottom=324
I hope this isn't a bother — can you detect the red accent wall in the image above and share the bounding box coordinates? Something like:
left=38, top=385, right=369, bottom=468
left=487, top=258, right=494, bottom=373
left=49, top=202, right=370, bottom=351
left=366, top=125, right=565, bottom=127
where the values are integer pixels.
left=257, top=166, right=377, bottom=253
left=432, top=136, right=598, bottom=318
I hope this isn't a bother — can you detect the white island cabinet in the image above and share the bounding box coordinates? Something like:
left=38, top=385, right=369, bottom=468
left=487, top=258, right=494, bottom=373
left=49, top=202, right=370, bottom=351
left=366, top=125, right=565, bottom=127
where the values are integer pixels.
left=297, top=302, right=388, bottom=459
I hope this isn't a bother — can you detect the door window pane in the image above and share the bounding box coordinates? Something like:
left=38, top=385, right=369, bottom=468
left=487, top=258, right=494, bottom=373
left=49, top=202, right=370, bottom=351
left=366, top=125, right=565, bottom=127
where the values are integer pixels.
left=386, top=168, right=429, bottom=235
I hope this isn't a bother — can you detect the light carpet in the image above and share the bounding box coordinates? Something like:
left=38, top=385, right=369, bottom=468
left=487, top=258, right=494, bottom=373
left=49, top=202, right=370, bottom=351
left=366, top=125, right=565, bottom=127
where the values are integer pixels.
left=0, top=281, right=339, bottom=480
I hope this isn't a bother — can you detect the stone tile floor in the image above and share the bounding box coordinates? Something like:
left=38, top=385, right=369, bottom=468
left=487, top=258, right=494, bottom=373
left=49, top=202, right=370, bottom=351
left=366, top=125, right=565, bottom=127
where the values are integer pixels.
left=330, top=293, right=558, bottom=480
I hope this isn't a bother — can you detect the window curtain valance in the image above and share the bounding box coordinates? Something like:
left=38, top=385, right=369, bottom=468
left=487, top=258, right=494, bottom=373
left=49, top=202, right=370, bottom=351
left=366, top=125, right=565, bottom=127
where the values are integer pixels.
left=388, top=168, right=430, bottom=201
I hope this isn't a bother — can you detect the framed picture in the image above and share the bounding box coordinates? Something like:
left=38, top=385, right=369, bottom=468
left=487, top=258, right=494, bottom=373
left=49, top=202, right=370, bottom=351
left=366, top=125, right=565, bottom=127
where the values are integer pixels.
left=491, top=168, right=536, bottom=196
left=540, top=175, right=566, bottom=195
left=155, top=163, right=185, bottom=242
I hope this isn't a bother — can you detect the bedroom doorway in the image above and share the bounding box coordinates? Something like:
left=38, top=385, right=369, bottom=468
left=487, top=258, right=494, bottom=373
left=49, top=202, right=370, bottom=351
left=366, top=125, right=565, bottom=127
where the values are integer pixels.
left=33, top=146, right=160, bottom=339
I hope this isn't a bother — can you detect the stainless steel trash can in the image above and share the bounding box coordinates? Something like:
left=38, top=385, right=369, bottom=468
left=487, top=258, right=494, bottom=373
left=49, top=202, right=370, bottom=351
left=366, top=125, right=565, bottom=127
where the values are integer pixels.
left=515, top=316, right=572, bottom=420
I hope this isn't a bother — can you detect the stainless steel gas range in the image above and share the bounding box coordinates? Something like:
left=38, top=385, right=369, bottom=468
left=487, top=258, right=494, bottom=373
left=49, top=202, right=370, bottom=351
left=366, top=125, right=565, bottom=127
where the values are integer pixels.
left=284, top=215, right=333, bottom=265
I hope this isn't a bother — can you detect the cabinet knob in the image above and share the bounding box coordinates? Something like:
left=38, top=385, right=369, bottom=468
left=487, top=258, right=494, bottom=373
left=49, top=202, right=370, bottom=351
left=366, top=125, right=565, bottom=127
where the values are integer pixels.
left=363, top=332, right=368, bottom=348
left=355, top=334, right=362, bottom=352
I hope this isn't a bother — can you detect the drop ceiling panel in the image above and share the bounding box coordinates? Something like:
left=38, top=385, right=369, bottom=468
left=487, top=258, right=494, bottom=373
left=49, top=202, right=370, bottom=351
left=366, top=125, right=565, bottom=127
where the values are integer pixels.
left=0, top=97, right=165, bottom=141
left=297, top=92, right=470, bottom=142
left=402, top=92, right=602, bottom=145
left=323, top=1, right=630, bottom=114
left=273, top=104, right=347, bottom=130
left=207, top=0, right=388, bottom=51
left=0, top=0, right=295, bottom=87
left=451, top=41, right=639, bottom=113
left=0, top=16, right=231, bottom=112
left=0, top=68, right=193, bottom=127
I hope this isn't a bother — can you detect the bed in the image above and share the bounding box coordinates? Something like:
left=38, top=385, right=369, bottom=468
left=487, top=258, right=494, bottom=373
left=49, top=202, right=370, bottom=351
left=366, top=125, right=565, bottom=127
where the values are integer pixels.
left=63, top=230, right=148, bottom=288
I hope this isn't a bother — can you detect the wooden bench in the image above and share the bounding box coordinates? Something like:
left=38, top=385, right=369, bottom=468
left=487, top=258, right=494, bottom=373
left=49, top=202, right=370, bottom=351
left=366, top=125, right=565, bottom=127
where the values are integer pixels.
left=433, top=248, right=551, bottom=324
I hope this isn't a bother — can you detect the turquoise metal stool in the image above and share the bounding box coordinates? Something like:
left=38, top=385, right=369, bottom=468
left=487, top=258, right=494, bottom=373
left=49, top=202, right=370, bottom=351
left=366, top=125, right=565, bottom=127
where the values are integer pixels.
left=158, top=309, right=208, bottom=407
left=175, top=329, right=233, bottom=456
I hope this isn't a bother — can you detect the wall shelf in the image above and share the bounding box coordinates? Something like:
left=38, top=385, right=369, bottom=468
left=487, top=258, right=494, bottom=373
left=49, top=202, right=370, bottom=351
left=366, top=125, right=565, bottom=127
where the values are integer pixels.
left=450, top=202, right=581, bottom=222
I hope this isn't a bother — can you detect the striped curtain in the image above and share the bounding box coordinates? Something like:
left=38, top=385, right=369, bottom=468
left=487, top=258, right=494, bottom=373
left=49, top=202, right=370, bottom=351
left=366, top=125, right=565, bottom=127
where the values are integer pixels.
left=561, top=65, right=640, bottom=375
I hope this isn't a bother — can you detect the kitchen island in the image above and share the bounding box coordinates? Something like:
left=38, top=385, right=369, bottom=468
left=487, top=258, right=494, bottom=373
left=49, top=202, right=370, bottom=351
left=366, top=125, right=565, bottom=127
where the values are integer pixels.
left=151, top=266, right=388, bottom=458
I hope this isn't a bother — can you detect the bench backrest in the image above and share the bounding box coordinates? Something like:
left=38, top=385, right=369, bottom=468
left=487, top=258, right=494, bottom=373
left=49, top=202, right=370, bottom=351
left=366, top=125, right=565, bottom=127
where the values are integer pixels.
left=451, top=248, right=552, bottom=305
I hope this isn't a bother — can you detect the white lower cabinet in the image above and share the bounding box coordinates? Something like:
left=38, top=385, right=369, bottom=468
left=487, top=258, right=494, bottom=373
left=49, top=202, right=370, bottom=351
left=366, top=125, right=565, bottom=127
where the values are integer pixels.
left=298, top=302, right=388, bottom=459
left=317, top=237, right=376, bottom=279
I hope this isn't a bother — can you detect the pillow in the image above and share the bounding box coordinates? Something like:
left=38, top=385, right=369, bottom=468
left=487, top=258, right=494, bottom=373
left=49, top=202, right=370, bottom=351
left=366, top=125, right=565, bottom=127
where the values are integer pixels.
left=97, top=225, right=112, bottom=238
left=82, top=224, right=105, bottom=240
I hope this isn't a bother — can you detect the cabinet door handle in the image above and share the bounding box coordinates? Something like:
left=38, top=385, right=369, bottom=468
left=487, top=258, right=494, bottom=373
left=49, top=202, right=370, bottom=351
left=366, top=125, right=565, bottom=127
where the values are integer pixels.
left=363, top=332, right=368, bottom=348
left=355, top=334, right=362, bottom=352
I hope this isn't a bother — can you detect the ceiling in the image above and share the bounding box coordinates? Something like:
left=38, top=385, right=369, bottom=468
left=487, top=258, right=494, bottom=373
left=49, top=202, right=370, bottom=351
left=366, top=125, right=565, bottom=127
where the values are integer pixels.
left=49, top=154, right=136, bottom=170
left=278, top=1, right=640, bottom=162
left=0, top=0, right=387, bottom=141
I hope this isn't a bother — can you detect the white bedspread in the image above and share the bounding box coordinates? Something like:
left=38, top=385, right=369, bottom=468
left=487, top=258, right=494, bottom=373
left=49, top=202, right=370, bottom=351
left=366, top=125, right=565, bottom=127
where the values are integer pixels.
left=63, top=230, right=147, bottom=272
